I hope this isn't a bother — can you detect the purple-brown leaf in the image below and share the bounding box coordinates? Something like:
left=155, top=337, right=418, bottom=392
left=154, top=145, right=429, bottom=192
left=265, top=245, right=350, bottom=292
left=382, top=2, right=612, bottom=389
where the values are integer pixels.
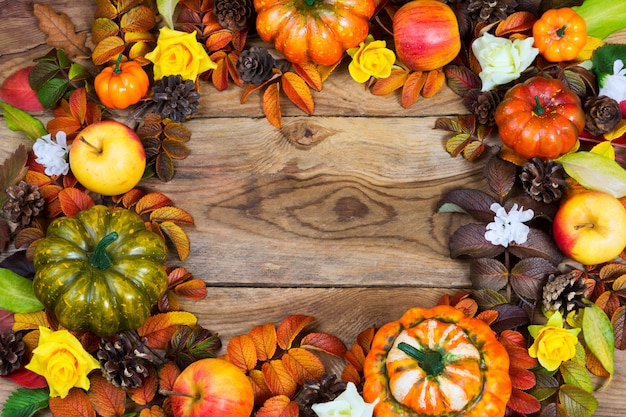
left=483, top=155, right=517, bottom=200
left=510, top=257, right=559, bottom=301
left=470, top=258, right=508, bottom=291
left=509, top=228, right=563, bottom=266
left=444, top=65, right=481, bottom=96
left=449, top=223, right=504, bottom=259
left=437, top=189, right=497, bottom=223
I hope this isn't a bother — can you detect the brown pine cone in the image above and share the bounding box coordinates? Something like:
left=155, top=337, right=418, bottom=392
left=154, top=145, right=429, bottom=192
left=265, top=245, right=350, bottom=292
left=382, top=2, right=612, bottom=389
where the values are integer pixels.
left=468, top=0, right=518, bottom=23
left=0, top=331, right=25, bottom=375
left=97, top=331, right=152, bottom=389
left=236, top=46, right=278, bottom=85
left=296, top=373, right=347, bottom=417
left=520, top=158, right=569, bottom=204
left=2, top=181, right=45, bottom=227
left=543, top=271, right=590, bottom=315
left=464, top=89, right=501, bottom=125
left=214, top=0, right=254, bottom=32
left=584, top=95, right=622, bottom=136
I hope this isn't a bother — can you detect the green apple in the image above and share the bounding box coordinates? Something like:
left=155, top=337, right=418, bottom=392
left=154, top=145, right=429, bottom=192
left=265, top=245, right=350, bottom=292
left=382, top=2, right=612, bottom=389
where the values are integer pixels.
left=69, top=120, right=146, bottom=196
left=553, top=190, right=626, bottom=265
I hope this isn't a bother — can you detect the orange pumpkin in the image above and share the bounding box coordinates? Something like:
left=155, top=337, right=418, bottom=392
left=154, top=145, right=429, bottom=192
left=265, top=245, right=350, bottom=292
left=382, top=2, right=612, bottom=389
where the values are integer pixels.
left=363, top=305, right=511, bottom=417
left=254, top=0, right=376, bottom=66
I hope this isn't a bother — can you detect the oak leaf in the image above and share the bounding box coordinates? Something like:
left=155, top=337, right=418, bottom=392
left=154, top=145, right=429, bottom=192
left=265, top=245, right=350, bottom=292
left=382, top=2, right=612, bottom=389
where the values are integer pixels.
left=282, top=72, right=314, bottom=115
left=88, top=373, right=126, bottom=417
left=227, top=334, right=259, bottom=372
left=49, top=388, right=96, bottom=417
left=300, top=332, right=347, bottom=358
left=249, top=323, right=278, bottom=361
left=33, top=4, right=91, bottom=59
left=276, top=315, right=313, bottom=350
left=262, top=360, right=298, bottom=397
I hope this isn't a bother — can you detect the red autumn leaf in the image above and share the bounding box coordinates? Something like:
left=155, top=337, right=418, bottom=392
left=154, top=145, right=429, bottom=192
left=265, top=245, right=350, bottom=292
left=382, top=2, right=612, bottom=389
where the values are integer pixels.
left=249, top=369, right=273, bottom=406
left=1, top=367, right=48, bottom=389
left=174, top=279, right=208, bottom=300
left=356, top=327, right=376, bottom=356
left=127, top=368, right=158, bottom=405
left=507, top=387, right=542, bottom=415
left=262, top=360, right=298, bottom=397
left=149, top=206, right=194, bottom=224
left=256, top=395, right=299, bottom=417
left=281, top=72, right=314, bottom=115
left=135, top=192, right=172, bottom=214
left=499, top=329, right=527, bottom=349
left=137, top=311, right=197, bottom=349
left=276, top=315, right=314, bottom=350
left=58, top=188, right=95, bottom=217
left=371, top=69, right=409, bottom=96
left=88, top=373, right=126, bottom=417
left=401, top=71, right=425, bottom=109
left=227, top=334, right=258, bottom=372
left=158, top=362, right=180, bottom=392
left=263, top=82, right=282, bottom=128
left=68, top=87, right=87, bottom=124
left=301, top=332, right=347, bottom=358
left=211, top=57, right=230, bottom=91
left=341, top=362, right=362, bottom=386
left=39, top=184, right=63, bottom=203
left=509, top=363, right=536, bottom=390
left=422, top=70, right=445, bottom=98
left=476, top=309, right=499, bottom=325
left=249, top=322, right=278, bottom=361
left=159, top=221, right=191, bottom=261
left=139, top=405, right=167, bottom=417
left=292, top=62, right=323, bottom=92
left=282, top=347, right=325, bottom=384
left=120, top=188, right=146, bottom=209
left=504, top=344, right=538, bottom=370
left=344, top=343, right=366, bottom=371
left=49, top=387, right=96, bottom=417
left=0, top=66, right=44, bottom=112
left=166, top=267, right=193, bottom=286
left=206, top=30, right=232, bottom=51
left=14, top=227, right=44, bottom=250
left=495, top=11, right=537, bottom=37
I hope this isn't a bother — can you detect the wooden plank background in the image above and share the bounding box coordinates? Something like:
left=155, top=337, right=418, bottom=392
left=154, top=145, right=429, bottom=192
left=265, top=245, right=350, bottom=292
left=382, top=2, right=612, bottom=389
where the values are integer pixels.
left=0, top=1, right=624, bottom=415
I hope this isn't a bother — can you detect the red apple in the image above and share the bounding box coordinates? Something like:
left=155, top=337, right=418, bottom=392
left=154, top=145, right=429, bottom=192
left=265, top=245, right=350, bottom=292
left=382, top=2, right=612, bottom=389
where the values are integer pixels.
left=170, top=358, right=254, bottom=417
left=553, top=190, right=626, bottom=265
left=393, top=0, right=461, bottom=71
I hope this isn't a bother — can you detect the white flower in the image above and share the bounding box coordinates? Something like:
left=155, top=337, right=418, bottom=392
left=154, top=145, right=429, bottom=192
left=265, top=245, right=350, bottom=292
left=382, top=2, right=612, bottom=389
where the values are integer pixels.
left=484, top=203, right=534, bottom=248
left=311, top=382, right=378, bottom=417
left=599, top=59, right=626, bottom=103
left=32, top=131, right=71, bottom=176
left=472, top=33, right=539, bottom=91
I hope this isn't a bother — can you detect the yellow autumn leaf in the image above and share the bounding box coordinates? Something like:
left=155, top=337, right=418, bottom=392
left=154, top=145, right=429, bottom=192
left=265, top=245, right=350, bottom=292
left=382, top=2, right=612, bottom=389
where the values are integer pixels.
left=13, top=311, right=50, bottom=332
left=603, top=119, right=626, bottom=141
left=590, top=141, right=615, bottom=159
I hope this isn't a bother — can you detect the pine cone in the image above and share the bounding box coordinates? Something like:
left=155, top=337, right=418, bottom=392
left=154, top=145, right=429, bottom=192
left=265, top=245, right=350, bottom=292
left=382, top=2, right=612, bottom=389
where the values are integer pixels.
left=464, top=89, right=501, bottom=125
left=97, top=331, right=152, bottom=389
left=236, top=46, right=277, bottom=85
left=0, top=331, right=25, bottom=376
left=468, top=0, right=518, bottom=23
left=2, top=181, right=45, bottom=227
left=543, top=271, right=590, bottom=315
left=584, top=95, right=622, bottom=136
left=296, top=373, right=347, bottom=417
left=214, top=0, right=254, bottom=32
left=151, top=75, right=200, bottom=123
left=519, top=158, right=569, bottom=204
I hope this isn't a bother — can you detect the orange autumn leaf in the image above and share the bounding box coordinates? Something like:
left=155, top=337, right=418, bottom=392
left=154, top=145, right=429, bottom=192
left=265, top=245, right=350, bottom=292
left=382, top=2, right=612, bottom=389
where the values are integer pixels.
left=282, top=347, right=325, bottom=384
left=38, top=183, right=63, bottom=204
left=318, top=60, right=341, bottom=83
left=158, top=362, right=180, bottom=392
left=276, top=315, right=313, bottom=350
left=226, top=51, right=244, bottom=87
left=58, top=187, right=95, bottom=217
left=341, top=362, right=361, bottom=385
left=401, top=70, right=426, bottom=109
left=422, top=69, right=445, bottom=98
left=262, top=360, right=298, bottom=397
left=26, top=170, right=53, bottom=187
left=585, top=346, right=611, bottom=377
left=212, top=57, right=230, bottom=91
left=227, top=334, right=258, bottom=372
left=355, top=326, right=376, bottom=356
left=249, top=323, right=278, bottom=361
left=173, top=279, right=208, bottom=300
left=300, top=332, right=347, bottom=358
left=139, top=405, right=167, bottom=417
left=206, top=30, right=232, bottom=52
left=495, top=11, right=536, bottom=37
left=159, top=221, right=191, bottom=260
left=49, top=388, right=96, bottom=417
left=149, top=206, right=194, bottom=224
left=476, top=309, right=499, bottom=325
left=292, top=62, right=323, bottom=92
left=135, top=191, right=173, bottom=213
left=88, top=373, right=126, bottom=417
left=263, top=82, right=282, bottom=128
left=371, top=69, right=409, bottom=96
left=137, top=311, right=198, bottom=349
left=120, top=188, right=145, bottom=209
left=13, top=311, right=49, bottom=332
left=344, top=343, right=366, bottom=371
left=256, top=395, right=299, bottom=417
left=454, top=297, right=478, bottom=318
left=249, top=369, right=274, bottom=406
left=166, top=267, right=193, bottom=286
left=127, top=369, right=158, bottom=405
left=282, top=72, right=314, bottom=115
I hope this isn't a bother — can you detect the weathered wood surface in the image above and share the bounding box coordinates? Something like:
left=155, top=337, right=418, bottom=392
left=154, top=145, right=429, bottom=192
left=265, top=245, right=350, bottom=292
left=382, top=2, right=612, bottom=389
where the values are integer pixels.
left=1, top=1, right=625, bottom=415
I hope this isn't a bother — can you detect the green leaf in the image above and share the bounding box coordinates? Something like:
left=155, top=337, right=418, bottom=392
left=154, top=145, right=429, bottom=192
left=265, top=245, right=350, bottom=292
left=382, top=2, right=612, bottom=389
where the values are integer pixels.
left=556, top=151, right=626, bottom=198
left=528, top=372, right=559, bottom=402
left=558, top=384, right=598, bottom=417
left=591, top=44, right=626, bottom=86
left=1, top=388, right=49, bottom=417
left=0, top=102, right=47, bottom=141
left=28, top=61, right=60, bottom=91
left=573, top=0, right=626, bottom=39
left=68, top=62, right=90, bottom=81
left=582, top=302, right=615, bottom=377
left=157, top=0, right=179, bottom=29
left=560, top=361, right=593, bottom=393
left=0, top=268, right=44, bottom=313
left=37, top=77, right=69, bottom=109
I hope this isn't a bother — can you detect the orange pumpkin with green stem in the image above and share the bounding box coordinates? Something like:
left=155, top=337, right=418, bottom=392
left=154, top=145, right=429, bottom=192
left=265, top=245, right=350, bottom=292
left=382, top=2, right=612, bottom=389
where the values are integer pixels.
left=94, top=54, right=150, bottom=109
left=533, top=7, right=587, bottom=62
left=254, top=0, right=376, bottom=66
left=363, top=305, right=511, bottom=417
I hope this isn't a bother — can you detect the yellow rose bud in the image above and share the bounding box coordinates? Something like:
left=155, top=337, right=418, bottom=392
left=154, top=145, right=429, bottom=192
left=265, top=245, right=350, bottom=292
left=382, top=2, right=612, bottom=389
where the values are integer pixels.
left=347, top=35, right=396, bottom=83
left=25, top=327, right=100, bottom=398
left=145, top=27, right=217, bottom=81
left=528, top=311, right=581, bottom=371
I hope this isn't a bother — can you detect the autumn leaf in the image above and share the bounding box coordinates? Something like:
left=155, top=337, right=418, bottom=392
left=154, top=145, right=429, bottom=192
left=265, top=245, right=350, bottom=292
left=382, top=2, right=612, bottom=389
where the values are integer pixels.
left=282, top=347, right=325, bottom=384
left=159, top=221, right=191, bottom=261
left=211, top=57, right=230, bottom=91
left=341, top=362, right=362, bottom=385
left=300, top=332, right=347, bottom=358
left=173, top=279, right=207, bottom=300
left=256, top=395, right=299, bottom=417
left=249, top=323, right=278, bottom=361
left=422, top=70, right=446, bottom=98
left=612, top=306, right=626, bottom=350
left=120, top=188, right=146, bottom=208
left=0, top=67, right=44, bottom=112
left=49, top=388, right=96, bottom=417
left=0, top=145, right=29, bottom=209
left=249, top=369, right=273, bottom=406
left=150, top=206, right=194, bottom=224
left=263, top=82, right=282, bottom=128
left=262, top=360, right=298, bottom=397
left=12, top=311, right=49, bottom=332
left=509, top=364, right=536, bottom=390
left=344, top=343, right=366, bottom=371
left=58, top=188, right=95, bottom=217
left=88, top=373, right=126, bottom=417
left=33, top=4, right=91, bottom=59
left=128, top=369, right=158, bottom=405
left=135, top=192, right=173, bottom=214
left=355, top=327, right=375, bottom=356
left=158, top=362, right=180, bottom=393
left=138, top=311, right=198, bottom=349
left=139, top=405, right=167, bottom=417
left=227, top=334, right=259, bottom=372
left=292, top=62, right=323, bottom=92
left=371, top=69, right=409, bottom=96
left=401, top=71, right=425, bottom=109
left=495, top=11, right=537, bottom=37
left=507, top=387, right=541, bottom=415
left=282, top=72, right=314, bottom=115
left=276, top=315, right=313, bottom=350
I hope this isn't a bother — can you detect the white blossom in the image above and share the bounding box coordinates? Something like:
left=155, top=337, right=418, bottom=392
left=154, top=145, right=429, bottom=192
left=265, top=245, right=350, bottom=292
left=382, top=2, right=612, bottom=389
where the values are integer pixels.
left=311, top=382, right=378, bottom=417
left=599, top=59, right=626, bottom=103
left=32, top=131, right=71, bottom=176
left=484, top=203, right=534, bottom=248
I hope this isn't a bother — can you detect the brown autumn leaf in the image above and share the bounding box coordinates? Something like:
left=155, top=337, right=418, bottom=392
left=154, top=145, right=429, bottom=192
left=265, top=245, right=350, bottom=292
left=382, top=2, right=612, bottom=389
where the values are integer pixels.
left=139, top=405, right=167, bottom=417
left=282, top=72, right=314, bottom=115
left=276, top=315, right=314, bottom=350
left=120, top=188, right=145, bottom=208
left=227, top=334, right=259, bottom=372
left=341, top=362, right=361, bottom=386
left=33, top=4, right=90, bottom=59
left=300, top=332, right=347, bottom=358
left=422, top=69, right=446, bottom=98
left=256, top=395, right=299, bottom=417
left=91, top=18, right=119, bottom=45
left=401, top=71, right=425, bottom=109
left=14, top=226, right=44, bottom=250
left=495, top=11, right=537, bottom=37
left=249, top=369, right=273, bottom=406
left=282, top=347, right=325, bottom=384
left=263, top=82, right=282, bottom=128
left=135, top=192, right=172, bottom=214
left=58, top=187, right=95, bottom=217
left=292, top=62, right=323, bottom=92
left=137, top=311, right=197, bottom=349
left=49, top=387, right=96, bottom=417
left=344, top=343, right=366, bottom=371
left=594, top=291, right=621, bottom=320
left=120, top=5, right=155, bottom=32
left=262, top=360, right=298, bottom=397
left=149, top=206, right=194, bottom=224
left=158, top=361, right=180, bottom=393
left=249, top=323, right=278, bottom=361
left=88, top=373, right=126, bottom=417
left=612, top=306, right=626, bottom=350
left=127, top=368, right=158, bottom=405
left=371, top=69, right=409, bottom=96
left=206, top=30, right=233, bottom=52
left=159, top=221, right=191, bottom=261
left=173, top=279, right=208, bottom=300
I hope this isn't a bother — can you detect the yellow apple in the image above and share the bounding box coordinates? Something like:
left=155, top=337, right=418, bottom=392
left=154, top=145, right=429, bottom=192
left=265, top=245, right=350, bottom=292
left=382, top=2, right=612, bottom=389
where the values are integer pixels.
left=553, top=190, right=626, bottom=265
left=69, top=120, right=146, bottom=196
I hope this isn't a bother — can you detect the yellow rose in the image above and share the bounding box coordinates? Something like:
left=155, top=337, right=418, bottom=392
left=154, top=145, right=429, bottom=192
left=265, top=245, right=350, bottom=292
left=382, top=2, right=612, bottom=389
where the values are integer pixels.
left=528, top=311, right=581, bottom=371
left=145, top=27, right=217, bottom=81
left=25, top=327, right=100, bottom=398
left=347, top=35, right=396, bottom=83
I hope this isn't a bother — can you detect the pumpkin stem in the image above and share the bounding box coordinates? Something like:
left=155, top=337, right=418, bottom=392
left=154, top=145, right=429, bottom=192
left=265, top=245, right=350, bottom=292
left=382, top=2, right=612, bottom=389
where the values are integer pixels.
left=303, top=0, right=316, bottom=5
left=113, top=53, right=123, bottom=75
left=556, top=25, right=567, bottom=38
left=89, top=232, right=118, bottom=270
left=398, top=342, right=444, bottom=376
left=533, top=96, right=544, bottom=115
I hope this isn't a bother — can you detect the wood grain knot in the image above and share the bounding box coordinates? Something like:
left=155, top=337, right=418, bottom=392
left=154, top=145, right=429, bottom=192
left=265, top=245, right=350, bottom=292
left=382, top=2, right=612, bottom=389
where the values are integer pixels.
left=334, top=196, right=370, bottom=222
left=280, top=121, right=335, bottom=149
